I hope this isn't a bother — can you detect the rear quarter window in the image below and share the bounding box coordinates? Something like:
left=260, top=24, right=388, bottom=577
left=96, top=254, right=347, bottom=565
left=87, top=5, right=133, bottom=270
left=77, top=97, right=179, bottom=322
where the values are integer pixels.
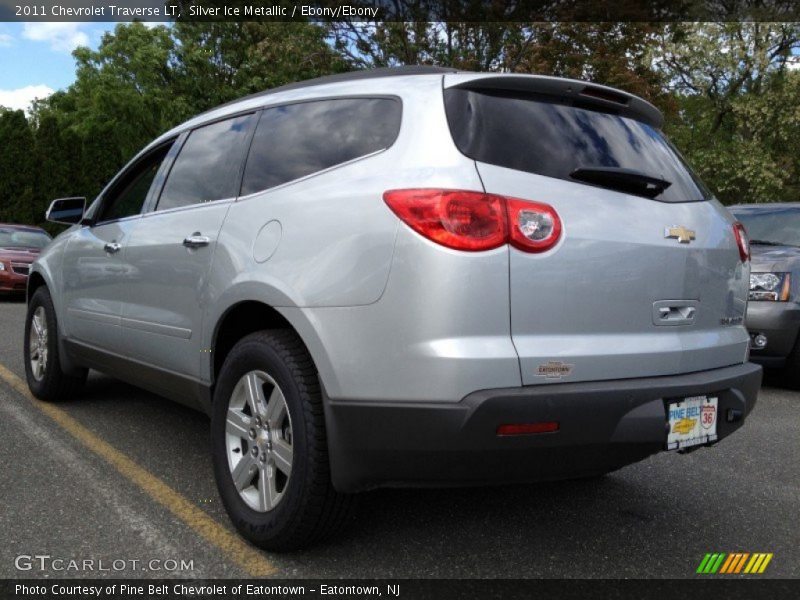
left=241, top=97, right=401, bottom=196
left=444, top=88, right=709, bottom=203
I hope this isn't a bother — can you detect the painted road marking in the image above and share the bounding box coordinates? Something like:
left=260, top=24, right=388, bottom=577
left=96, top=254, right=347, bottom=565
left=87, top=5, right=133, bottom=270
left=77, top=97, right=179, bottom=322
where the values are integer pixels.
left=0, top=363, right=276, bottom=577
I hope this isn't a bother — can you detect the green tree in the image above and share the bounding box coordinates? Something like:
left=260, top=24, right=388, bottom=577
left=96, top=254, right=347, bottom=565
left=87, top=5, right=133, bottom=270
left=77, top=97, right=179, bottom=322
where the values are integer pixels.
left=333, top=20, right=671, bottom=112
left=0, top=109, right=36, bottom=224
left=173, top=21, right=348, bottom=113
left=655, top=23, right=800, bottom=202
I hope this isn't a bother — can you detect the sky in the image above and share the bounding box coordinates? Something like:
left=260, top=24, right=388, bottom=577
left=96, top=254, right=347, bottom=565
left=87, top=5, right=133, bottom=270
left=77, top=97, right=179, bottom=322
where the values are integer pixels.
left=0, top=21, right=134, bottom=112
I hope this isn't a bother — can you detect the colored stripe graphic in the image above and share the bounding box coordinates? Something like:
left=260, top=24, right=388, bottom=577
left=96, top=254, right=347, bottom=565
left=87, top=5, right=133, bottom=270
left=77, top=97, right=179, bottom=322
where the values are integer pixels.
left=699, top=553, right=772, bottom=574
left=719, top=554, right=736, bottom=574
left=733, top=553, right=749, bottom=573
left=696, top=554, right=712, bottom=574
left=709, top=553, right=726, bottom=573
left=758, top=554, right=773, bottom=573
left=744, top=554, right=760, bottom=573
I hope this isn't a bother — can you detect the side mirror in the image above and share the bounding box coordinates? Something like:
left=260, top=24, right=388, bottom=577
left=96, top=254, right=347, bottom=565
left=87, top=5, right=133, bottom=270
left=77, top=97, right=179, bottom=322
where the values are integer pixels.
left=46, top=197, right=86, bottom=225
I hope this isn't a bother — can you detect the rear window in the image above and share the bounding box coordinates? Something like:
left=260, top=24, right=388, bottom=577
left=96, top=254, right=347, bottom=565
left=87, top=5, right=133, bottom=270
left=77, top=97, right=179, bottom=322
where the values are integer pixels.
left=731, top=206, right=800, bottom=247
left=240, top=97, right=401, bottom=196
left=444, top=88, right=710, bottom=203
left=0, top=228, right=51, bottom=249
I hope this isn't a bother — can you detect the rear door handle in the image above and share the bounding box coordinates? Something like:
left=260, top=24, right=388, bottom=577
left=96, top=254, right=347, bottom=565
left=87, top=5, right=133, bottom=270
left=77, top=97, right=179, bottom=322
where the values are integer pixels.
left=183, top=234, right=211, bottom=248
left=104, top=242, right=122, bottom=254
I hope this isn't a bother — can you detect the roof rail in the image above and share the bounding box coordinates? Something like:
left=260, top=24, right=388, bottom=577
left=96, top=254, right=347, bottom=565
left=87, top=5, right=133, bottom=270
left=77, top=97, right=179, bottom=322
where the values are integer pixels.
left=202, top=66, right=460, bottom=116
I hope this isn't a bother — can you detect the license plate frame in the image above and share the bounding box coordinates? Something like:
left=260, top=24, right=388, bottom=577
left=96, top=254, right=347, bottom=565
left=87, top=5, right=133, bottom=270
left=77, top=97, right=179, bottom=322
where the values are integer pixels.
left=667, top=395, right=718, bottom=450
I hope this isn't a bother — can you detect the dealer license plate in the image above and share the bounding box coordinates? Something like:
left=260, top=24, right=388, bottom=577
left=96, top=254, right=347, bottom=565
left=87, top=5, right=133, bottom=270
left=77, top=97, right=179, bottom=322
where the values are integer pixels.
left=667, top=395, right=718, bottom=450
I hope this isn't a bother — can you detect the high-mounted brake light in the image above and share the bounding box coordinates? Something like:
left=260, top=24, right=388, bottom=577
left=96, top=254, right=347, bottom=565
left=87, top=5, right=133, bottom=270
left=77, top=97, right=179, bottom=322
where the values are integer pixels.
left=383, top=189, right=561, bottom=253
left=733, top=222, right=750, bottom=262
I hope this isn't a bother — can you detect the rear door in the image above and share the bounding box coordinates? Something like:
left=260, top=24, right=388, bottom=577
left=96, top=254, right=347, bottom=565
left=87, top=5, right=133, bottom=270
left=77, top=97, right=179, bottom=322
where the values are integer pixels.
left=119, top=113, right=256, bottom=378
left=443, top=75, right=750, bottom=385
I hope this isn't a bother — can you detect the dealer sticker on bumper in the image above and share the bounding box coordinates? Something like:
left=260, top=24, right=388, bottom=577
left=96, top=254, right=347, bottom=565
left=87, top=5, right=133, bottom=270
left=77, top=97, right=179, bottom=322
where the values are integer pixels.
left=667, top=395, right=718, bottom=450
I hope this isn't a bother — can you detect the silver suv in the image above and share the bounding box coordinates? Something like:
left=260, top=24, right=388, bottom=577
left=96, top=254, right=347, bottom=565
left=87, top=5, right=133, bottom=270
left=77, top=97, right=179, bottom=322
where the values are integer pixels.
left=25, top=67, right=761, bottom=550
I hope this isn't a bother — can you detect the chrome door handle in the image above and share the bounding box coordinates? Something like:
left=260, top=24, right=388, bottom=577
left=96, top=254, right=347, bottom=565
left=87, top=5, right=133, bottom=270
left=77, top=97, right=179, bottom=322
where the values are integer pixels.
left=104, top=242, right=122, bottom=254
left=183, top=234, right=211, bottom=248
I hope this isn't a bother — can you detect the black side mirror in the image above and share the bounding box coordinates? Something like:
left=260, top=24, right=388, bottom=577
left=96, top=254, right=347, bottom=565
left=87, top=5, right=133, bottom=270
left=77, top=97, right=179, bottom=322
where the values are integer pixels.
left=46, top=197, right=86, bottom=225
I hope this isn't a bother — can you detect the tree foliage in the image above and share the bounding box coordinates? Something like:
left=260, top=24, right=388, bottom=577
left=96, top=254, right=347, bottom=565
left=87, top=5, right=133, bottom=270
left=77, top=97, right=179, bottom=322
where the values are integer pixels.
left=655, top=22, right=800, bottom=203
left=1, top=20, right=799, bottom=230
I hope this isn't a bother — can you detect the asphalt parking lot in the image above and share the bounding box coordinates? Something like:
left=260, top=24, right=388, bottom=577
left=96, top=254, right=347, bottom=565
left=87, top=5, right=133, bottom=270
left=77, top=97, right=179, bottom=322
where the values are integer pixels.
left=0, top=297, right=798, bottom=580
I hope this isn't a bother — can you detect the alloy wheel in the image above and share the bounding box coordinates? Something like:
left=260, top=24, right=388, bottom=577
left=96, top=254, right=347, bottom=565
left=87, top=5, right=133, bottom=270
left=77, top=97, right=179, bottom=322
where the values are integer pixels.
left=225, top=370, right=293, bottom=512
left=29, top=306, right=48, bottom=381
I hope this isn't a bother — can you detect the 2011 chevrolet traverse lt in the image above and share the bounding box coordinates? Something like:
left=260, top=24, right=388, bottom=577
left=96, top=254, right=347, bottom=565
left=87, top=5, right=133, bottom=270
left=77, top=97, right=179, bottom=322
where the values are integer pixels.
left=24, top=67, right=761, bottom=550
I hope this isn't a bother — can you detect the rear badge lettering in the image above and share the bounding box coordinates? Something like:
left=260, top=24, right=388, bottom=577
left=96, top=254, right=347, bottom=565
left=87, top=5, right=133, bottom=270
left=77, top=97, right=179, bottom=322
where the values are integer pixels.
left=720, top=316, right=744, bottom=326
left=535, top=361, right=574, bottom=379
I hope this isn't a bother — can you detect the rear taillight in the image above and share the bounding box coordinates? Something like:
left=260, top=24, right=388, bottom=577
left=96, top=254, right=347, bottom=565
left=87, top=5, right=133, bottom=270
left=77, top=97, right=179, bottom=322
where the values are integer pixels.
left=506, top=198, right=562, bottom=252
left=383, top=189, right=561, bottom=253
left=733, top=222, right=750, bottom=262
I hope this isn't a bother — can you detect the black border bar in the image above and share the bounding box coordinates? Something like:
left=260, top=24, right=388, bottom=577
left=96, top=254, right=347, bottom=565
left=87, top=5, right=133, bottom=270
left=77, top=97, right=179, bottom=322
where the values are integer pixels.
left=2, top=1, right=800, bottom=23
left=4, top=579, right=800, bottom=600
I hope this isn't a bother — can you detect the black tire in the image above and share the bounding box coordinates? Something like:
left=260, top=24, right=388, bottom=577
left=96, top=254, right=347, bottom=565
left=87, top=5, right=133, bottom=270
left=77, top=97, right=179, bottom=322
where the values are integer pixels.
left=211, top=330, right=353, bottom=551
left=24, top=287, right=87, bottom=402
left=782, top=334, right=800, bottom=388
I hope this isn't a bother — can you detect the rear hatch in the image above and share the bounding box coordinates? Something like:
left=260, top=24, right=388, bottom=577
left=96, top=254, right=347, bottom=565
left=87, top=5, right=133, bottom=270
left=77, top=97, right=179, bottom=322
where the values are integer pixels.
left=443, top=74, right=750, bottom=385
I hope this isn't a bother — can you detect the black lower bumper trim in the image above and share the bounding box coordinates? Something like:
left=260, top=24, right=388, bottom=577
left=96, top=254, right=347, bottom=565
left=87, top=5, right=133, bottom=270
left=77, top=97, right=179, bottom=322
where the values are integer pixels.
left=325, top=362, right=762, bottom=492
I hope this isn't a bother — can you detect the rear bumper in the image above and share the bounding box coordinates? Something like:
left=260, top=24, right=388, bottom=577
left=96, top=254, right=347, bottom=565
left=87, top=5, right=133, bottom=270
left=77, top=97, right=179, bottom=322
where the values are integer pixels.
left=325, top=362, right=762, bottom=492
left=746, top=302, right=800, bottom=366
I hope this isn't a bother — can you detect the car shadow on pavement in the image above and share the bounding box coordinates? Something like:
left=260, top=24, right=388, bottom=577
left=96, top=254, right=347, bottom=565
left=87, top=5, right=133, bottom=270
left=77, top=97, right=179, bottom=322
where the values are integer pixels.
left=761, top=366, right=799, bottom=391
left=53, top=370, right=788, bottom=578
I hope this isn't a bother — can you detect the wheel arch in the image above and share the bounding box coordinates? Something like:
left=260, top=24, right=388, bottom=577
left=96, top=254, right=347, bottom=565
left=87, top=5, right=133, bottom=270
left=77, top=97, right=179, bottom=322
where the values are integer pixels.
left=26, top=267, right=84, bottom=377
left=26, top=270, right=47, bottom=305
left=209, top=301, right=335, bottom=400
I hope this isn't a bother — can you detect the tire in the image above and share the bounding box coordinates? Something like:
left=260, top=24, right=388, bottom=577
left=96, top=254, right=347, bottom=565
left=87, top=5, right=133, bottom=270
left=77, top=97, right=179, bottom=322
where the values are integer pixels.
left=211, top=330, right=353, bottom=551
left=24, top=287, right=87, bottom=402
left=782, top=333, right=800, bottom=388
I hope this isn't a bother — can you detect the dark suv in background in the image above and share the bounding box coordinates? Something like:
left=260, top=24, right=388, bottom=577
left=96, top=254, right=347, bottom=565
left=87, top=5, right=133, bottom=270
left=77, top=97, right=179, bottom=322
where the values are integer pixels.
left=731, top=203, right=800, bottom=380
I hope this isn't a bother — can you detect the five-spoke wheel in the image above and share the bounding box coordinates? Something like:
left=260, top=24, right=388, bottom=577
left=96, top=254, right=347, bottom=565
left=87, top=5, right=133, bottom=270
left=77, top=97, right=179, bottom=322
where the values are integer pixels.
left=28, top=306, right=48, bottom=381
left=211, top=330, right=352, bottom=550
left=225, top=370, right=293, bottom=512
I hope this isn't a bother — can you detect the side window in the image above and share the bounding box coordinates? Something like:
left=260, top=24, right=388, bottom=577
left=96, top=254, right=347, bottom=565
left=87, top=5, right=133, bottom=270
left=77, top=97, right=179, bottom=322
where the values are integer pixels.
left=157, top=114, right=255, bottom=211
left=240, top=98, right=401, bottom=196
left=97, top=144, right=172, bottom=223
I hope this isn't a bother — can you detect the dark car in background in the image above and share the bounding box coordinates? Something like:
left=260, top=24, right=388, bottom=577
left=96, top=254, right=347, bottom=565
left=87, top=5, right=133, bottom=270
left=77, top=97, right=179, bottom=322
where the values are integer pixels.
left=730, top=203, right=800, bottom=379
left=0, top=224, right=52, bottom=297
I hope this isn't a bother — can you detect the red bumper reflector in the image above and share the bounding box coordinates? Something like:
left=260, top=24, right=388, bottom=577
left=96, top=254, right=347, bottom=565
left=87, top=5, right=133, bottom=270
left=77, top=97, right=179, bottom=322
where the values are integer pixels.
left=496, top=422, right=560, bottom=436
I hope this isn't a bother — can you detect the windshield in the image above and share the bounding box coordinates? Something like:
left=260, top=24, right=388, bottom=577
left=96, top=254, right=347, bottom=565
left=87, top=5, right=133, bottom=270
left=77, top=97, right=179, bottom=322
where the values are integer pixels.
left=0, top=228, right=52, bottom=249
left=731, top=206, right=800, bottom=248
left=444, top=88, right=711, bottom=202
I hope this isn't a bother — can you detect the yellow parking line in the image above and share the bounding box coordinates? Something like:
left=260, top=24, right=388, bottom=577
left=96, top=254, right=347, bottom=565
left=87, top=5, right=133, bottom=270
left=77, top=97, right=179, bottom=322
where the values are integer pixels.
left=0, top=363, right=277, bottom=577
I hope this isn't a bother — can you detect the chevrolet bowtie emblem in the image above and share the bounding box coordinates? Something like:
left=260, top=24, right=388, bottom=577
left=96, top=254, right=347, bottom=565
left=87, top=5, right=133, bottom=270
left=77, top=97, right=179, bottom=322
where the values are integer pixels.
left=665, top=226, right=696, bottom=243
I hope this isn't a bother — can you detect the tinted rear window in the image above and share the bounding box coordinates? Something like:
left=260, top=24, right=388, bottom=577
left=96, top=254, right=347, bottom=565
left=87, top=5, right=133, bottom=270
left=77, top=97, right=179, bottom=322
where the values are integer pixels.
left=444, top=88, right=709, bottom=203
left=241, top=97, right=401, bottom=196
left=731, top=206, right=800, bottom=247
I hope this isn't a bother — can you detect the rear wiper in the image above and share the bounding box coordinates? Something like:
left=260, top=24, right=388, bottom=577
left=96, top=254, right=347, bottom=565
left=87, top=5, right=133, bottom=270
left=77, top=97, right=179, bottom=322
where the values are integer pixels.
left=750, top=240, right=795, bottom=247
left=570, top=167, right=672, bottom=198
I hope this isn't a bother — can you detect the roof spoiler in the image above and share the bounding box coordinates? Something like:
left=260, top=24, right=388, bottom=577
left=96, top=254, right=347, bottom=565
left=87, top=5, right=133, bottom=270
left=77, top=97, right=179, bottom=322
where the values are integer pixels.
left=444, top=74, right=664, bottom=128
